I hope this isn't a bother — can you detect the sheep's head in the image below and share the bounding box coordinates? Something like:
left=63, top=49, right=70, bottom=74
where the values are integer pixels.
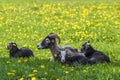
left=37, top=33, right=60, bottom=49
left=58, top=50, right=67, bottom=63
left=80, top=41, right=90, bottom=53
left=58, top=48, right=77, bottom=63
left=6, top=42, right=17, bottom=50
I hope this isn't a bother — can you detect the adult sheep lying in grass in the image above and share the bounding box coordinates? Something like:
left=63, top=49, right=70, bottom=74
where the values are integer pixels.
left=80, top=41, right=110, bottom=63
left=6, top=42, right=34, bottom=58
left=37, top=32, right=80, bottom=61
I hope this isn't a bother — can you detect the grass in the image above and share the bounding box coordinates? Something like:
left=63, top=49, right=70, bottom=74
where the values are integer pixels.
left=0, top=0, right=120, bottom=80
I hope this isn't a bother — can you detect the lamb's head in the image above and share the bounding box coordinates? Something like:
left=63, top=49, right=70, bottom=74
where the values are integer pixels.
left=37, top=33, right=60, bottom=49
left=58, top=50, right=67, bottom=63
left=80, top=41, right=90, bottom=53
left=59, top=49, right=75, bottom=63
left=6, top=42, right=18, bottom=50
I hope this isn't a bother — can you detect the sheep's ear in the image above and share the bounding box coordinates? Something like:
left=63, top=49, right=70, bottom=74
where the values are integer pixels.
left=86, top=41, right=90, bottom=45
left=87, top=41, right=90, bottom=43
left=13, top=43, right=17, bottom=46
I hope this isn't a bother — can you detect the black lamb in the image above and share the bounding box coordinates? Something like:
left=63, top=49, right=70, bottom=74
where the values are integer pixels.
left=80, top=41, right=110, bottom=63
left=6, top=42, right=34, bottom=58
left=56, top=50, right=94, bottom=66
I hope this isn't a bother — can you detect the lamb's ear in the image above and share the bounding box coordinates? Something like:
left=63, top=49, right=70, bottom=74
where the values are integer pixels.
left=84, top=41, right=90, bottom=48
left=87, top=41, right=90, bottom=45
left=13, top=43, right=17, bottom=46
left=87, top=41, right=90, bottom=43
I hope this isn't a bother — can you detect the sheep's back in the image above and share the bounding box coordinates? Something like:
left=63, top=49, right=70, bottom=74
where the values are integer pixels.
left=89, top=51, right=110, bottom=63
left=19, top=48, right=34, bottom=57
left=65, top=55, right=93, bottom=66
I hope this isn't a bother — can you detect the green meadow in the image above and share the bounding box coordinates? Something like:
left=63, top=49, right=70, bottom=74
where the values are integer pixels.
left=0, top=0, right=120, bottom=80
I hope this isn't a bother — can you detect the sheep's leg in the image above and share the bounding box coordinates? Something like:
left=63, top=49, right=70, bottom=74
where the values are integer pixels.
left=50, top=53, right=55, bottom=62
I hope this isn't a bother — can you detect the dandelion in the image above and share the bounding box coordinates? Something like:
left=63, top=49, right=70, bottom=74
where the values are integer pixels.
left=54, top=54, right=57, bottom=57
left=62, top=65, right=65, bottom=68
left=40, top=65, right=45, bottom=69
left=71, top=66, right=74, bottom=71
left=7, top=72, right=15, bottom=76
left=44, top=72, right=48, bottom=75
left=24, top=59, right=28, bottom=63
left=31, top=77, right=37, bottom=80
left=6, top=61, right=11, bottom=64
left=28, top=74, right=35, bottom=77
left=19, top=77, right=24, bottom=80
left=83, top=69, right=87, bottom=73
left=33, top=69, right=38, bottom=73
left=18, top=59, right=22, bottom=63
left=83, top=67, right=89, bottom=73
left=64, top=71, right=69, bottom=74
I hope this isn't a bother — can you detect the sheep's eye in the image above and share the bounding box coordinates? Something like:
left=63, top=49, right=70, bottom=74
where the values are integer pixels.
left=45, top=38, right=50, bottom=43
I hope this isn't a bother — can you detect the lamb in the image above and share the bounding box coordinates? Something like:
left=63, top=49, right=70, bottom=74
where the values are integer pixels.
left=6, top=42, right=34, bottom=58
left=80, top=41, right=110, bottom=63
left=57, top=50, right=94, bottom=66
left=37, top=32, right=80, bottom=61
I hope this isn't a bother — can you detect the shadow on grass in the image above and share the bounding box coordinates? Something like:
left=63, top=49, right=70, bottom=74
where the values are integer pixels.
left=110, top=60, right=120, bottom=67
left=0, top=56, right=64, bottom=72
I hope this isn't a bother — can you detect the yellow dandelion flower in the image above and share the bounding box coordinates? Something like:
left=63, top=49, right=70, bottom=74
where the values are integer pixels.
left=33, top=69, right=38, bottom=73
left=83, top=69, right=88, bottom=73
left=31, top=77, right=37, bottom=80
left=19, top=77, right=24, bottom=80
left=18, top=59, right=22, bottom=63
left=62, top=65, right=65, bottom=68
left=6, top=61, right=11, bottom=64
left=7, top=72, right=15, bottom=76
left=44, top=72, right=48, bottom=75
left=40, top=65, right=45, bottom=69
left=54, top=54, right=57, bottom=57
left=86, top=20, right=91, bottom=26
left=28, top=74, right=35, bottom=77
left=24, top=59, right=28, bottom=62
left=56, top=79, right=60, bottom=80
left=64, top=71, right=69, bottom=74
left=71, top=67, right=74, bottom=71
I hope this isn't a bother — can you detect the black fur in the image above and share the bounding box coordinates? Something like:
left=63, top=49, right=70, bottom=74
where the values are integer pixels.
left=57, top=52, right=94, bottom=66
left=6, top=42, right=34, bottom=58
left=80, top=41, right=110, bottom=63
left=65, top=55, right=94, bottom=66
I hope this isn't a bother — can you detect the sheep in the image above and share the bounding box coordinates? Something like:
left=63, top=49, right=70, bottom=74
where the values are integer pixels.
left=80, top=41, right=110, bottom=63
left=6, top=42, right=34, bottom=58
left=57, top=50, right=94, bottom=66
left=37, top=32, right=80, bottom=61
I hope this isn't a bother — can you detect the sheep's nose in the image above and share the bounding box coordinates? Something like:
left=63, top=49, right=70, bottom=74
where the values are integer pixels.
left=37, top=45, right=40, bottom=49
left=37, top=45, right=39, bottom=48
